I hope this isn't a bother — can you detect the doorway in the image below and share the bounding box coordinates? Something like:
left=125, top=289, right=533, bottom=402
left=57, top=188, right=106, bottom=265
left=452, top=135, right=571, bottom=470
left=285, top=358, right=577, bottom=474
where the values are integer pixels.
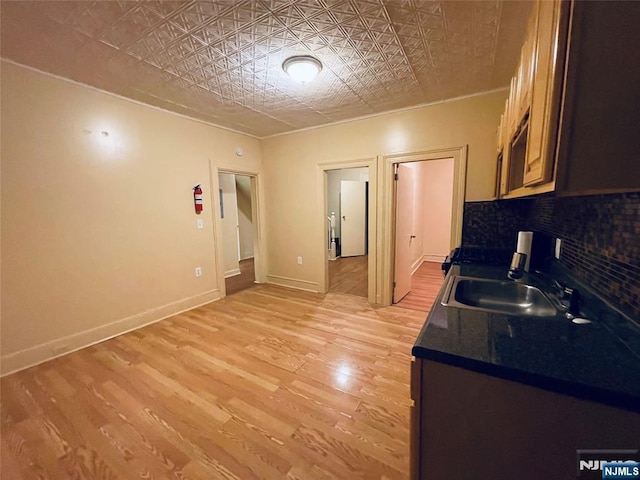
left=317, top=158, right=377, bottom=303
left=218, top=172, right=257, bottom=296
left=393, top=159, right=455, bottom=310
left=326, top=167, right=369, bottom=298
left=378, top=147, right=467, bottom=307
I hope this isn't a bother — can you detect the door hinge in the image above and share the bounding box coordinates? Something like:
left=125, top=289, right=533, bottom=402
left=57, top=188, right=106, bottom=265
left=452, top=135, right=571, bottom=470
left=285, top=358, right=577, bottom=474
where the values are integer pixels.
left=393, top=281, right=396, bottom=288
left=394, top=172, right=398, bottom=181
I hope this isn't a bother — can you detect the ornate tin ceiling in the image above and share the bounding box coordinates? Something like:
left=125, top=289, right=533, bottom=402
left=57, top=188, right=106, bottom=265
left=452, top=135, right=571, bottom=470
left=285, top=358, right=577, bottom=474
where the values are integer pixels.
left=1, top=1, right=532, bottom=137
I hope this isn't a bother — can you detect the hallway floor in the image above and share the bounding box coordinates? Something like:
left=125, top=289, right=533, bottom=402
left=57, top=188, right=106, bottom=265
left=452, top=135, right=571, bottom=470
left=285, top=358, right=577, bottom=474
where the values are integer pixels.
left=394, top=261, right=444, bottom=313
left=328, top=256, right=444, bottom=314
left=328, top=255, right=368, bottom=298
left=225, top=258, right=255, bottom=295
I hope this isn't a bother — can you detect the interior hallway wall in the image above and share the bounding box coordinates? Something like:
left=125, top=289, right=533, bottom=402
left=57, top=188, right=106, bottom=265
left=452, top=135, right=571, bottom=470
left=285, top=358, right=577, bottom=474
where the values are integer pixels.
left=403, top=163, right=424, bottom=271
left=219, top=173, right=241, bottom=277
left=0, top=61, right=263, bottom=375
left=235, top=175, right=254, bottom=261
left=420, top=158, right=455, bottom=262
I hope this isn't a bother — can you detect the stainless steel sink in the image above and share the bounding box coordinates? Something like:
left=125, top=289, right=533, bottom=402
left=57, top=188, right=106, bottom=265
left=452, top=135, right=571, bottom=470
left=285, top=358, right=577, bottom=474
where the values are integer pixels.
left=441, top=276, right=558, bottom=317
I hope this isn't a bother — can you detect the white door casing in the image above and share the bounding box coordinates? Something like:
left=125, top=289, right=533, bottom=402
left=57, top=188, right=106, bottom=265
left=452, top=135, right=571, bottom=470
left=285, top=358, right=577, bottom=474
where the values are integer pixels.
left=317, top=158, right=377, bottom=304
left=379, top=146, right=467, bottom=306
left=212, top=164, right=266, bottom=301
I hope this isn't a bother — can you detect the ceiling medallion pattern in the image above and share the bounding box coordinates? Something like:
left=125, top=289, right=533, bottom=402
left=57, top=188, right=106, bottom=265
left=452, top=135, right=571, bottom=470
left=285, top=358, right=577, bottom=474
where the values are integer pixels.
left=1, top=0, right=531, bottom=137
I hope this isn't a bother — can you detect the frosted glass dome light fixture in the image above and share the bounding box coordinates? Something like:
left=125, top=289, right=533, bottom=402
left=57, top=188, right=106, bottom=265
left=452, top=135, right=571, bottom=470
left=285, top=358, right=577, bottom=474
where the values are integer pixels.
left=282, top=55, right=322, bottom=84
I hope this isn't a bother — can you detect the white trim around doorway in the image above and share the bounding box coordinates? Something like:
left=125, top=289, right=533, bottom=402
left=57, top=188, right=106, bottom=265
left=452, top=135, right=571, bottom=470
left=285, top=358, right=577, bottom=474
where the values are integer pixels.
left=209, top=162, right=266, bottom=299
left=377, top=146, right=468, bottom=306
left=317, top=157, right=378, bottom=304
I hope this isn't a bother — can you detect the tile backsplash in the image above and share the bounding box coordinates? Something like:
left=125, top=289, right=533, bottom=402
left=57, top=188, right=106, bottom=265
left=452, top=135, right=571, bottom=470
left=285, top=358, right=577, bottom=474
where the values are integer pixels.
left=462, top=192, right=640, bottom=320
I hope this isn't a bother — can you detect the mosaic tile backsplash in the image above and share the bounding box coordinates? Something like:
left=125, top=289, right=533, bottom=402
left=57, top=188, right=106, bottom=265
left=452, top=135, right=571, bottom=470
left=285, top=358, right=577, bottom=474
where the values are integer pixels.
left=462, top=192, right=640, bottom=321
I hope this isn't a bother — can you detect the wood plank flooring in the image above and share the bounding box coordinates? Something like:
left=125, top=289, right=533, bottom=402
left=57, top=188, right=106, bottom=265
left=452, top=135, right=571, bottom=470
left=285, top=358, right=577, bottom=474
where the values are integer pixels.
left=225, top=258, right=256, bottom=296
left=395, top=262, right=444, bottom=313
left=328, top=255, right=368, bottom=298
left=1, top=284, right=428, bottom=479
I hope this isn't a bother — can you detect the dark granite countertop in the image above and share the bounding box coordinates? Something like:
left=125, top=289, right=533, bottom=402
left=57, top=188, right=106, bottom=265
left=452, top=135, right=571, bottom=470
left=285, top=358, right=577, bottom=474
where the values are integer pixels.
left=412, top=263, right=640, bottom=413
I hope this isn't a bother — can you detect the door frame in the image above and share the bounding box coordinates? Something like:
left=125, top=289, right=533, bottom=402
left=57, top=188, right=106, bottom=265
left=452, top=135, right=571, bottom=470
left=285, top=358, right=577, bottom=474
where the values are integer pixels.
left=317, top=157, right=377, bottom=304
left=378, top=146, right=467, bottom=306
left=210, top=162, right=266, bottom=299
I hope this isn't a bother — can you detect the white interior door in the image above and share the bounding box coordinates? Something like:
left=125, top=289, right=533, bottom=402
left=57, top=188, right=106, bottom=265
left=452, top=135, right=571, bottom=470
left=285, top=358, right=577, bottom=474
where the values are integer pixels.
left=340, top=180, right=366, bottom=257
left=394, top=164, right=413, bottom=303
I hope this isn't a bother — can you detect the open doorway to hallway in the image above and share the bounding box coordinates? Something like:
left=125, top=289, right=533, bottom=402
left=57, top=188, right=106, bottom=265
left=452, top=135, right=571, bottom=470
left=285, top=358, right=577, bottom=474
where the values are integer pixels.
left=218, top=172, right=256, bottom=295
left=326, top=167, right=369, bottom=298
left=393, top=158, right=455, bottom=312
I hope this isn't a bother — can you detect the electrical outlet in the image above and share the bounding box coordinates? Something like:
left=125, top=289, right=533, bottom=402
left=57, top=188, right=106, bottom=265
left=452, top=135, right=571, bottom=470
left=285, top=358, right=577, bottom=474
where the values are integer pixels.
left=297, top=256, right=303, bottom=265
left=195, top=267, right=202, bottom=277
left=555, top=238, right=562, bottom=259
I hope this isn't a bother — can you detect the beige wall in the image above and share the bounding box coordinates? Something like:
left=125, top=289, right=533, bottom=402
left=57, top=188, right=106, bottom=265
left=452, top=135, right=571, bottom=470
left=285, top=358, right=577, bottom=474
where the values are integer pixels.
left=219, top=172, right=241, bottom=276
left=0, top=61, right=262, bottom=374
left=420, top=158, right=455, bottom=262
left=235, top=175, right=254, bottom=261
left=399, top=158, right=455, bottom=272
left=403, top=162, right=424, bottom=270
left=261, top=90, right=505, bottom=292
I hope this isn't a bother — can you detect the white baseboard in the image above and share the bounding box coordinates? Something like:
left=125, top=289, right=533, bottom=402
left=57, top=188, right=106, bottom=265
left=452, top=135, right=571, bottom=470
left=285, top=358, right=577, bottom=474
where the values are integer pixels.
left=423, top=254, right=446, bottom=263
left=0, top=289, right=221, bottom=377
left=224, top=268, right=241, bottom=278
left=266, top=274, right=319, bottom=293
left=411, top=257, right=424, bottom=275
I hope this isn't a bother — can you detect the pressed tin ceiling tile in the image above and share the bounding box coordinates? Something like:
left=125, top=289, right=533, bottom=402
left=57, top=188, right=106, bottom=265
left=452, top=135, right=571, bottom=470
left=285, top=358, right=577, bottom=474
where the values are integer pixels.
left=1, top=0, right=532, bottom=137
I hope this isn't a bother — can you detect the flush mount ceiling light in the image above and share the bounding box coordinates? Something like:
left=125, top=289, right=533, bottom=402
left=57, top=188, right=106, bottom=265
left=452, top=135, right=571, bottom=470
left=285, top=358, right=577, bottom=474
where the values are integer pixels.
left=282, top=55, right=322, bottom=84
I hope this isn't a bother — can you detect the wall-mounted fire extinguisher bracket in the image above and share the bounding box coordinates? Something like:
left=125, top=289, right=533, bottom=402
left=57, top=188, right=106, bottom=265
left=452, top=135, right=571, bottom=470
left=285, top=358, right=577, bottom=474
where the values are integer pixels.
left=193, top=184, right=203, bottom=214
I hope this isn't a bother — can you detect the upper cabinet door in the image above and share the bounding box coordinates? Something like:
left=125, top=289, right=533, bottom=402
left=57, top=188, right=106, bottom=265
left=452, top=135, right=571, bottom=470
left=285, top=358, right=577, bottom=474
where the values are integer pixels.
left=523, top=0, right=566, bottom=186
left=555, top=1, right=640, bottom=195
left=498, top=99, right=511, bottom=197
left=507, top=76, right=518, bottom=136
left=517, top=10, right=537, bottom=124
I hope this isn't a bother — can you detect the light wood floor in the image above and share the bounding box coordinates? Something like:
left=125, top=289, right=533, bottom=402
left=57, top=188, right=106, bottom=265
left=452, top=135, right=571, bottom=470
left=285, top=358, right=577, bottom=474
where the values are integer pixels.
left=395, top=262, right=444, bottom=313
left=1, top=284, right=428, bottom=479
left=328, top=255, right=368, bottom=298
left=225, top=257, right=255, bottom=296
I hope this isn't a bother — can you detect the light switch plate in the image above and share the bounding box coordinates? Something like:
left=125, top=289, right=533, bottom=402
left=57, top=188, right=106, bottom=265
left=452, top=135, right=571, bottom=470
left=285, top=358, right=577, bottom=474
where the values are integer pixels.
left=555, top=238, right=562, bottom=259
left=197, top=219, right=204, bottom=229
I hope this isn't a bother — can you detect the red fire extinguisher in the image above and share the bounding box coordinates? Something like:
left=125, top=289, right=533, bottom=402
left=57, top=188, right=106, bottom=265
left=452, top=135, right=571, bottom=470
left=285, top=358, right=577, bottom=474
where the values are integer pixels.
left=193, top=184, right=203, bottom=214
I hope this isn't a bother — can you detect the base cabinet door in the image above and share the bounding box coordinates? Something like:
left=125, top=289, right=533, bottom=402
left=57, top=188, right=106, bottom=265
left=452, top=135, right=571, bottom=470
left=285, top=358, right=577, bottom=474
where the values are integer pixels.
left=410, top=358, right=422, bottom=480
left=411, top=360, right=640, bottom=480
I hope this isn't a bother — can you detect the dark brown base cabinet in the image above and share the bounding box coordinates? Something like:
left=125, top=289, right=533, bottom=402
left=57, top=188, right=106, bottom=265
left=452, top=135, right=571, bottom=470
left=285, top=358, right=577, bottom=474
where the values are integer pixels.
left=410, top=359, right=640, bottom=480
